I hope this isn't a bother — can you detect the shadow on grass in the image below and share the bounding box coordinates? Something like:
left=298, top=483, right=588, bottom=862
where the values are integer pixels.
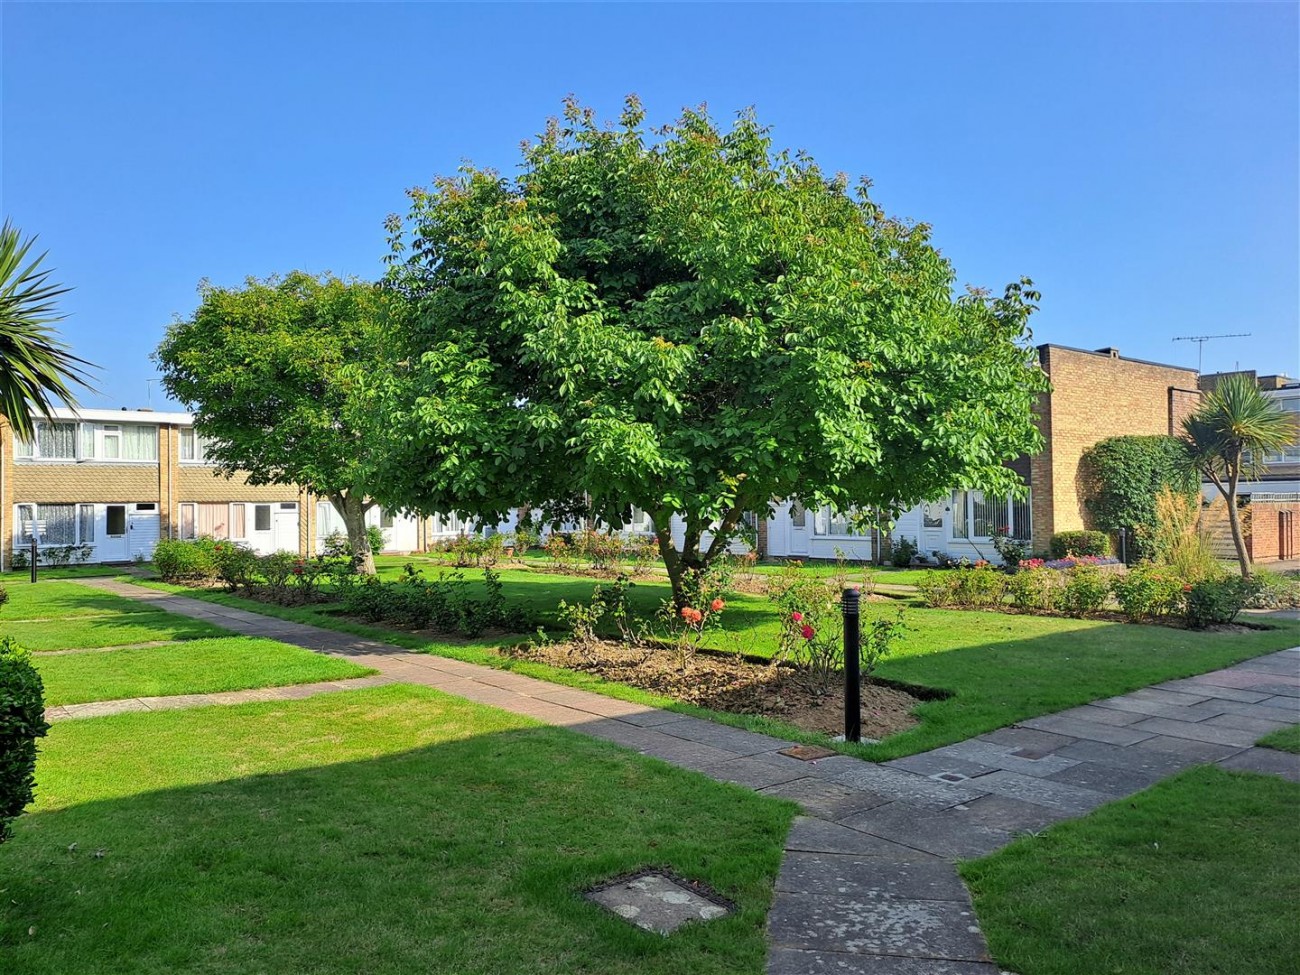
left=2, top=695, right=793, bottom=975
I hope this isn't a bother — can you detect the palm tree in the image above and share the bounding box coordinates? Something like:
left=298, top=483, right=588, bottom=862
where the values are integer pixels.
left=0, top=220, right=95, bottom=440
left=1182, top=373, right=1296, bottom=577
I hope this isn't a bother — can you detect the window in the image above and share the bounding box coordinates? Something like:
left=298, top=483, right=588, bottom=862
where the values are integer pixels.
left=101, top=425, right=121, bottom=459
left=122, top=425, right=157, bottom=460
left=379, top=509, right=394, bottom=529
left=15, top=504, right=83, bottom=546
left=950, top=490, right=1030, bottom=541
left=79, top=505, right=95, bottom=544
left=179, top=503, right=196, bottom=540
left=627, top=507, right=653, bottom=533
left=813, top=507, right=866, bottom=536
left=179, top=428, right=214, bottom=463
left=254, top=505, right=271, bottom=532
left=922, top=503, right=944, bottom=529
left=16, top=422, right=78, bottom=460
left=106, top=506, right=127, bottom=536
left=790, top=502, right=806, bottom=529
left=231, top=504, right=247, bottom=539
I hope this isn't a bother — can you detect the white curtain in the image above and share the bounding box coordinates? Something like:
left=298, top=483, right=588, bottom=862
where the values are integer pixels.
left=122, top=425, right=157, bottom=461
left=79, top=505, right=96, bottom=543
left=40, top=504, right=76, bottom=544
left=37, top=423, right=76, bottom=459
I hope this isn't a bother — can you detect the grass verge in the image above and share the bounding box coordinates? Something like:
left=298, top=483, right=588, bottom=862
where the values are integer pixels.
left=1, top=685, right=794, bottom=974
left=1258, top=723, right=1300, bottom=754
left=132, top=572, right=1300, bottom=761
left=961, top=766, right=1300, bottom=975
left=34, top=637, right=375, bottom=706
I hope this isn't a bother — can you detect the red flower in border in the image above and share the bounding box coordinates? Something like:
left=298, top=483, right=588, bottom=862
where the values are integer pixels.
left=800, top=625, right=815, bottom=640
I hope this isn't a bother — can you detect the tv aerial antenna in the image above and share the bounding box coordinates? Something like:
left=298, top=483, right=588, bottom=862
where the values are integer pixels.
left=1172, top=333, right=1251, bottom=374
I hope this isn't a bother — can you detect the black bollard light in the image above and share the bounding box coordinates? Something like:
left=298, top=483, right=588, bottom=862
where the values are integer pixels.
left=842, top=586, right=861, bottom=743
left=30, top=535, right=38, bottom=584
left=1118, top=527, right=1127, bottom=565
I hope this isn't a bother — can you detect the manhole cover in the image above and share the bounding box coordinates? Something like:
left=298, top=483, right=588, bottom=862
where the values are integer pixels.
left=779, top=744, right=838, bottom=761
left=585, top=869, right=734, bottom=934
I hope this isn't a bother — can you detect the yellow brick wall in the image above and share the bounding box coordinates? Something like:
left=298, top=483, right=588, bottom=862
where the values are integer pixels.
left=1033, top=347, right=1199, bottom=553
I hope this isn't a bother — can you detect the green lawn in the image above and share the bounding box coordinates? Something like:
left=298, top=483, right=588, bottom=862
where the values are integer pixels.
left=0, top=564, right=130, bottom=582
left=1259, top=724, right=1300, bottom=754
left=2, top=609, right=227, bottom=652
left=1, top=579, right=176, bottom=619
left=962, top=766, right=1300, bottom=975
left=135, top=568, right=1300, bottom=760
left=1, top=685, right=794, bottom=975
left=34, top=637, right=375, bottom=706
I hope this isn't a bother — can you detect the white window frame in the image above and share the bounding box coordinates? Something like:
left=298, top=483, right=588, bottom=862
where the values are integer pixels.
left=179, top=427, right=216, bottom=464
left=949, top=490, right=1032, bottom=542
left=812, top=506, right=867, bottom=537
left=14, top=421, right=79, bottom=462
left=14, top=502, right=85, bottom=547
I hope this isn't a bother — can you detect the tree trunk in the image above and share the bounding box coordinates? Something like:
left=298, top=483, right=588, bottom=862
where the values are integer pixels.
left=653, top=505, right=745, bottom=609
left=1206, top=467, right=1251, bottom=579
left=332, top=492, right=376, bottom=576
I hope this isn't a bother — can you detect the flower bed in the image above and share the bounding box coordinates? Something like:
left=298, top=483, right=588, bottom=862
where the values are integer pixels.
left=1019, top=556, right=1124, bottom=571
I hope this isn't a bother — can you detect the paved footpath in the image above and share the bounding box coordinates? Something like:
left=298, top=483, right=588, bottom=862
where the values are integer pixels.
left=70, top=579, right=1300, bottom=974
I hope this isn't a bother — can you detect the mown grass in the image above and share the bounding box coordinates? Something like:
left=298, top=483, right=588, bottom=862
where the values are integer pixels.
left=2, top=609, right=227, bottom=652
left=962, top=766, right=1300, bottom=975
left=1, top=579, right=173, bottom=619
left=133, top=568, right=1300, bottom=760
left=1, top=685, right=795, bottom=975
left=1258, top=723, right=1300, bottom=754
left=34, top=637, right=375, bottom=706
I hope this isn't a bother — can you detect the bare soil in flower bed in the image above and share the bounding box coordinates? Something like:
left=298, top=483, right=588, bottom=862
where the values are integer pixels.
left=506, top=638, right=923, bottom=739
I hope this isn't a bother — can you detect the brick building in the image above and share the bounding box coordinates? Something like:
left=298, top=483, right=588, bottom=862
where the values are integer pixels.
left=0, top=408, right=475, bottom=568
left=763, top=344, right=1201, bottom=563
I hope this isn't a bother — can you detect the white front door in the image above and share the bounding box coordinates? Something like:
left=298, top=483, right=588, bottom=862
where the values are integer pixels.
left=246, top=503, right=275, bottom=555
left=100, top=505, right=130, bottom=561
left=788, top=502, right=810, bottom=556
left=128, top=512, right=160, bottom=560
left=272, top=503, right=299, bottom=553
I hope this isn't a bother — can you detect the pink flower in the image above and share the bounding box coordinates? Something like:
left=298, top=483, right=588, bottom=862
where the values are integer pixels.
left=791, top=611, right=804, bottom=622
left=680, top=607, right=703, bottom=625
left=801, top=624, right=815, bottom=641
left=710, top=598, right=725, bottom=612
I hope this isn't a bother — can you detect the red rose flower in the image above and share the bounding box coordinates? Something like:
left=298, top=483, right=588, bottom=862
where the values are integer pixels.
left=801, top=624, right=815, bottom=640
left=710, top=598, right=725, bottom=612
left=791, top=611, right=804, bottom=622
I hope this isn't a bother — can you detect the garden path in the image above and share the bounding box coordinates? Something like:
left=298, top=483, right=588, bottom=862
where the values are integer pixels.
left=64, top=578, right=1300, bottom=975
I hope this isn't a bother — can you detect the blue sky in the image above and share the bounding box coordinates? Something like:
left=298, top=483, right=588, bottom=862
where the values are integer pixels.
left=3, top=2, right=1297, bottom=409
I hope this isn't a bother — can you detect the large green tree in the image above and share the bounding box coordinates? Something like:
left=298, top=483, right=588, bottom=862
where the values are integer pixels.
left=0, top=220, right=94, bottom=439
left=155, top=272, right=394, bottom=574
left=1183, top=373, right=1295, bottom=577
left=375, top=99, right=1048, bottom=604
left=1082, top=435, right=1200, bottom=562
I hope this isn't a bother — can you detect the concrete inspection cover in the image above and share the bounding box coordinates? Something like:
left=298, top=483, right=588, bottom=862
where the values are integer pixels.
left=585, top=869, right=734, bottom=934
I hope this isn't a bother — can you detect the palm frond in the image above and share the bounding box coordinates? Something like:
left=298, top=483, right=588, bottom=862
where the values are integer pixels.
left=0, top=220, right=97, bottom=440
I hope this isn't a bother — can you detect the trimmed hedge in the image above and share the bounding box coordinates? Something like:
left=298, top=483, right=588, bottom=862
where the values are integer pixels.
left=0, top=636, right=49, bottom=844
left=1081, top=435, right=1199, bottom=562
left=1049, top=530, right=1111, bottom=559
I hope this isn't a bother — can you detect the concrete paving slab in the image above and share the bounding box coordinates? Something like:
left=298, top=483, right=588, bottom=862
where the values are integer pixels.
left=838, top=803, right=1014, bottom=860
left=954, top=794, right=1071, bottom=835
left=1053, top=704, right=1150, bottom=727
left=1199, top=712, right=1294, bottom=735
left=930, top=740, right=1080, bottom=778
left=767, top=949, right=1001, bottom=974
left=783, top=817, right=939, bottom=860
left=1150, top=680, right=1270, bottom=704
left=1017, top=715, right=1155, bottom=746
left=1217, top=747, right=1300, bottom=782
left=960, top=770, right=1110, bottom=814
left=1044, top=761, right=1165, bottom=797
left=700, top=757, right=810, bottom=791
left=761, top=777, right=893, bottom=820
left=884, top=752, right=1000, bottom=782
left=586, top=871, right=731, bottom=934
left=822, top=764, right=989, bottom=810
left=977, top=727, right=1076, bottom=752
left=766, top=892, right=990, bottom=962
left=777, top=853, right=971, bottom=901
left=1128, top=716, right=1260, bottom=747
left=1132, top=735, right=1246, bottom=762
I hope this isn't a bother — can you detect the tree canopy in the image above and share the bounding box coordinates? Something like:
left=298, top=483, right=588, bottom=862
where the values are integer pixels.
left=1183, top=373, right=1295, bottom=577
left=154, top=272, right=393, bottom=573
left=374, top=98, right=1048, bottom=600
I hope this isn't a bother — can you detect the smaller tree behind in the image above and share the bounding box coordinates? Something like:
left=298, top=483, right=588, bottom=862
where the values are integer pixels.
left=0, top=637, right=49, bottom=844
left=1081, top=435, right=1200, bottom=562
left=155, top=273, right=393, bottom=574
left=1183, top=374, right=1295, bottom=578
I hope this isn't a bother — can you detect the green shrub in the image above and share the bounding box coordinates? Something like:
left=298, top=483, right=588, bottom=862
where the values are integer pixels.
left=1185, top=577, right=1262, bottom=629
left=0, top=637, right=49, bottom=844
left=152, top=537, right=220, bottom=583
left=954, top=566, right=1009, bottom=608
left=213, top=542, right=260, bottom=592
left=1057, top=564, right=1110, bottom=617
left=1081, top=435, right=1200, bottom=563
left=338, top=565, right=528, bottom=637
left=917, top=570, right=961, bottom=608
left=1245, top=568, right=1300, bottom=610
left=1007, top=566, right=1061, bottom=612
left=1049, top=530, right=1111, bottom=559
left=890, top=536, right=918, bottom=568
left=1111, top=566, right=1185, bottom=622
left=0, top=585, right=9, bottom=611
